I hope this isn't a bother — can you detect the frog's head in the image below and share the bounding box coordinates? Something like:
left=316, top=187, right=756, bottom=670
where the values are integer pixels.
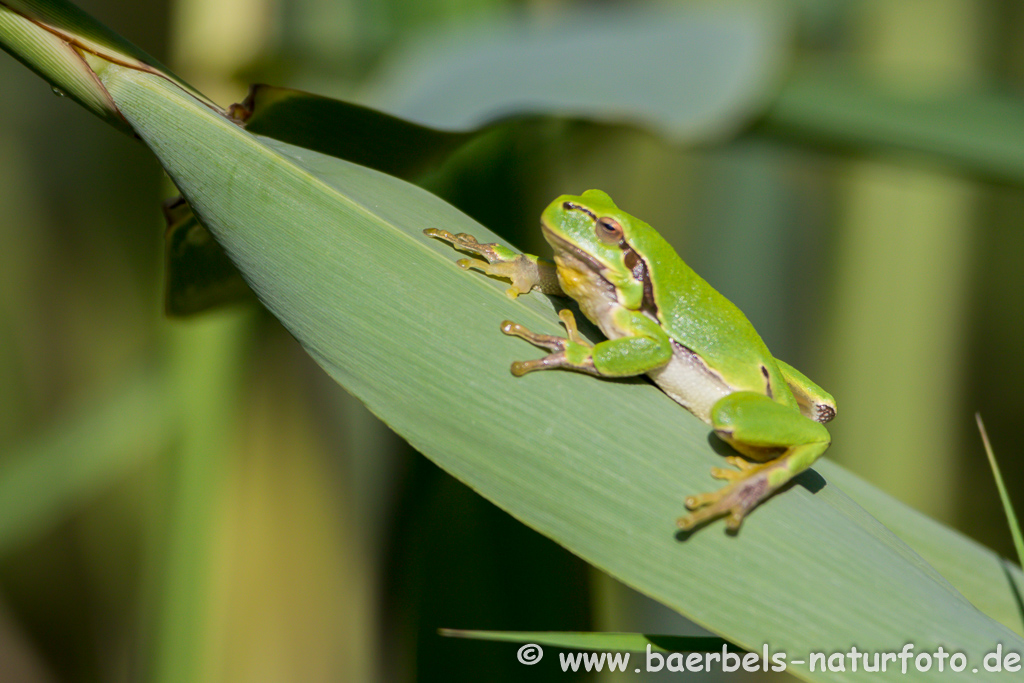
left=540, top=189, right=647, bottom=309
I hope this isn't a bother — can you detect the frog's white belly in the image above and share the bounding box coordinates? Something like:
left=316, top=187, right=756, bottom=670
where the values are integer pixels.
left=587, top=303, right=731, bottom=425
left=599, top=315, right=731, bottom=424
left=646, top=343, right=732, bottom=425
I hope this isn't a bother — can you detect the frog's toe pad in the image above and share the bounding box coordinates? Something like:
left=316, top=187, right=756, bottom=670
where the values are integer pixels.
left=724, top=455, right=756, bottom=471
left=709, top=466, right=743, bottom=481
left=501, top=321, right=567, bottom=351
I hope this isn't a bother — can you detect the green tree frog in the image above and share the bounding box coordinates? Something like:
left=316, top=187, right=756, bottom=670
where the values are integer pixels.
left=425, top=190, right=836, bottom=531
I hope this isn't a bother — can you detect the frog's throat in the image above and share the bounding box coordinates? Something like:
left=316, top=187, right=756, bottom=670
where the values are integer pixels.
left=552, top=253, right=618, bottom=331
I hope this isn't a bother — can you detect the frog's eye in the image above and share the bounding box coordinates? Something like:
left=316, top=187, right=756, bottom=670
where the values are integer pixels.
left=595, top=217, right=623, bottom=244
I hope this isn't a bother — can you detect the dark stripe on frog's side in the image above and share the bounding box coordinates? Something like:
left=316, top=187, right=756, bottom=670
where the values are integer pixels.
left=622, top=226, right=798, bottom=407
left=624, top=243, right=731, bottom=388
left=760, top=365, right=773, bottom=399
left=622, top=245, right=657, bottom=317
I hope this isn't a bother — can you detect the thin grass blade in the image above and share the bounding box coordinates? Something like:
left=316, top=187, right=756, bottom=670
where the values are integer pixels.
left=440, top=629, right=732, bottom=654
left=976, top=414, right=1024, bottom=570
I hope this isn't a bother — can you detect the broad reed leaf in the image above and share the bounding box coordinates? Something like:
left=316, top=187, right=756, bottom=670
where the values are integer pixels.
left=96, top=64, right=1023, bottom=681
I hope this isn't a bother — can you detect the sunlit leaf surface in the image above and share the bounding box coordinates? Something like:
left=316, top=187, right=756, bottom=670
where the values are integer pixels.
left=97, top=64, right=1024, bottom=682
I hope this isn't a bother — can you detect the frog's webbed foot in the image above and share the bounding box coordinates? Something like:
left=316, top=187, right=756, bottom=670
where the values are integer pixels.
left=678, top=461, right=781, bottom=532
left=501, top=310, right=596, bottom=377
left=423, top=228, right=561, bottom=298
left=678, top=391, right=831, bottom=532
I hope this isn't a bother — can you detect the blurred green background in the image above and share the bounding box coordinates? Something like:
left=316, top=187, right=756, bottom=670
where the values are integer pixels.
left=1, top=0, right=1022, bottom=681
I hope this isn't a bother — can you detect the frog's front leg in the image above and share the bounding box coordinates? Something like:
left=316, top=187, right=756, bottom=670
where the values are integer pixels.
left=424, top=229, right=562, bottom=298
left=503, top=308, right=673, bottom=378
left=677, top=393, right=831, bottom=532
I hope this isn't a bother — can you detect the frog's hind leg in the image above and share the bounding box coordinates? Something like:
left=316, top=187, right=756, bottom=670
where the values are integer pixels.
left=775, top=359, right=837, bottom=425
left=677, top=391, right=830, bottom=532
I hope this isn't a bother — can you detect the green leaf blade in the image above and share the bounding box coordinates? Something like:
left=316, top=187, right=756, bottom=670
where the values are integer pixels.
left=236, top=85, right=472, bottom=179
left=360, top=4, right=792, bottom=142
left=439, top=629, right=732, bottom=654
left=760, top=64, right=1024, bottom=184
left=976, top=415, right=1024, bottom=571
left=98, top=63, right=1024, bottom=682
left=820, top=460, right=1024, bottom=637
